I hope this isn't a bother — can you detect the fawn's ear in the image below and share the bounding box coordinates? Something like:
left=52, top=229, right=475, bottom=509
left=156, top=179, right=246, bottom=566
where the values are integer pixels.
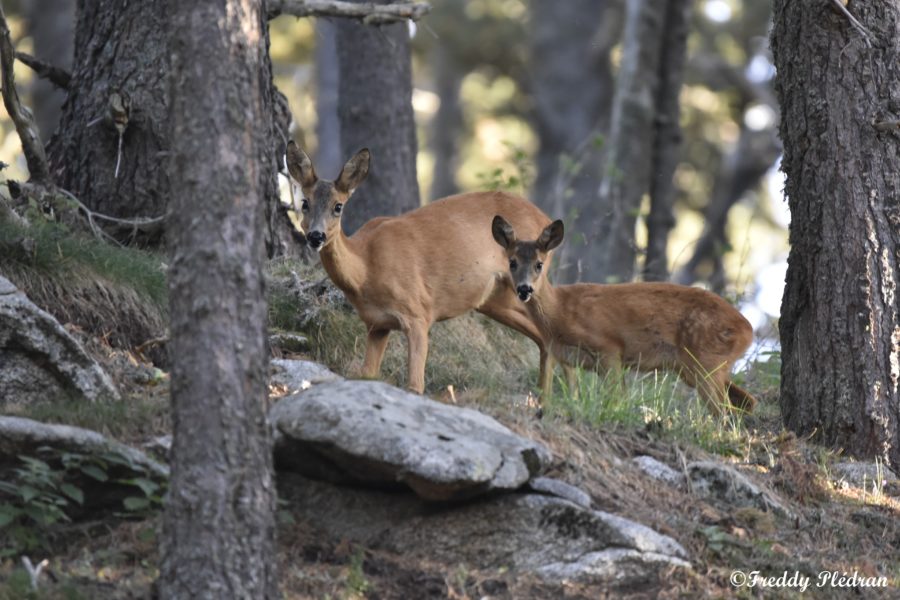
left=492, top=215, right=517, bottom=250
left=286, top=142, right=317, bottom=189
left=335, top=148, right=371, bottom=194
left=536, top=219, right=564, bottom=252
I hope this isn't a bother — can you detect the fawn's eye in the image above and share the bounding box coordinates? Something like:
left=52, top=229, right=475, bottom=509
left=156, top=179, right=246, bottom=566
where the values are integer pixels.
left=301, top=199, right=309, bottom=213
left=535, top=261, right=543, bottom=273
left=334, top=203, right=343, bottom=215
left=509, top=259, right=518, bottom=270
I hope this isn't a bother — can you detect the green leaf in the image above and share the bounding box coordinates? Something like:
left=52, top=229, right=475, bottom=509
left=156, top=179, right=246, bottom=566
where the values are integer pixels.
left=123, top=496, right=151, bottom=511
left=129, top=477, right=160, bottom=497
left=80, top=464, right=109, bottom=482
left=0, top=503, right=22, bottom=527
left=18, top=484, right=39, bottom=503
left=60, top=483, right=84, bottom=505
left=18, top=455, right=51, bottom=472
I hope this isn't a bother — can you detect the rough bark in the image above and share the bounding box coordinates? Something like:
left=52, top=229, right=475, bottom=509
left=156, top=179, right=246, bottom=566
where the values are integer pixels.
left=529, top=0, right=614, bottom=284
left=335, top=0, right=419, bottom=233
left=772, top=1, right=900, bottom=467
left=24, top=0, right=74, bottom=141
left=589, top=0, right=667, bottom=283
left=160, top=0, right=278, bottom=597
left=643, top=0, right=690, bottom=282
left=269, top=0, right=430, bottom=23
left=428, top=42, right=463, bottom=200
left=49, top=0, right=284, bottom=250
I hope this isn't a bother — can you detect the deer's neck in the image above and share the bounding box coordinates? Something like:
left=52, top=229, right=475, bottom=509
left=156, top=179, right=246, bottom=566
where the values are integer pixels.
left=528, top=282, right=563, bottom=338
left=319, top=229, right=366, bottom=297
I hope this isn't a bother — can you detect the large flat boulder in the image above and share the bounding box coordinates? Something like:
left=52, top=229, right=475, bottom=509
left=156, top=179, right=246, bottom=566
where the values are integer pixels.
left=280, top=473, right=691, bottom=588
left=0, top=276, right=119, bottom=403
left=270, top=378, right=552, bottom=501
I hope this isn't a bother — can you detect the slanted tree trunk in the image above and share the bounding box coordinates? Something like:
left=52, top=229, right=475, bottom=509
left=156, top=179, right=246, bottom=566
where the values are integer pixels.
left=160, top=0, right=278, bottom=596
left=643, top=0, right=690, bottom=282
left=335, top=0, right=419, bottom=233
left=529, top=0, right=615, bottom=284
left=49, top=0, right=285, bottom=250
left=772, top=1, right=900, bottom=467
left=24, top=0, right=74, bottom=140
left=588, top=0, right=668, bottom=283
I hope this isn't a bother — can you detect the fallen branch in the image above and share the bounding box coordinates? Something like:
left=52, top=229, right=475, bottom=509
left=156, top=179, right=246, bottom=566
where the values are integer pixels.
left=268, top=0, right=430, bottom=24
left=58, top=188, right=167, bottom=244
left=0, top=6, right=51, bottom=184
left=829, top=0, right=874, bottom=47
left=15, top=51, right=71, bottom=89
left=873, top=119, right=900, bottom=132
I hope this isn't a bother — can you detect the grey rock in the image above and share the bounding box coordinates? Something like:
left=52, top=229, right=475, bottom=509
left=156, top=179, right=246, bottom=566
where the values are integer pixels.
left=0, top=416, right=167, bottom=519
left=270, top=358, right=342, bottom=392
left=0, top=276, right=119, bottom=403
left=688, top=461, right=792, bottom=518
left=270, top=379, right=551, bottom=500
left=269, top=332, right=311, bottom=353
left=633, top=455, right=685, bottom=486
left=831, top=461, right=898, bottom=490
left=527, top=476, right=593, bottom=508
left=280, top=473, right=690, bottom=587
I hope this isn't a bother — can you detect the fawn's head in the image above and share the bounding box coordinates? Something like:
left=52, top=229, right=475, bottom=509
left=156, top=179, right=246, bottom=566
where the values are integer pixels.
left=285, top=142, right=370, bottom=251
left=492, top=216, right=564, bottom=302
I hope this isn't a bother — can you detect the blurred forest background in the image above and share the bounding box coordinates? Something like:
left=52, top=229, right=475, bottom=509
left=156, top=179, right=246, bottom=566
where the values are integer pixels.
left=0, top=0, right=785, bottom=351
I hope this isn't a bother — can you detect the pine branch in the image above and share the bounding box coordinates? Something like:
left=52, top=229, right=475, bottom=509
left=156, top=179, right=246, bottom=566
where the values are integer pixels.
left=0, top=6, right=51, bottom=184
left=268, top=0, right=430, bottom=24
left=15, top=51, right=71, bottom=90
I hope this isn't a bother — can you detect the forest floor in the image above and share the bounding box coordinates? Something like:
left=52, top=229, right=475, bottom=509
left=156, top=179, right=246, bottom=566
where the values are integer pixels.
left=1, top=258, right=899, bottom=599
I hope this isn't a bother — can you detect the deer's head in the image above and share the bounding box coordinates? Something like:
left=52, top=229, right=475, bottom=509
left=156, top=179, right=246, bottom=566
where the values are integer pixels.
left=285, top=142, right=370, bottom=251
left=492, top=216, right=564, bottom=302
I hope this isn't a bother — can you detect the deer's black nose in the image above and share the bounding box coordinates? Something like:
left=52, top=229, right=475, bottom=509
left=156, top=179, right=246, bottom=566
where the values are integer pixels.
left=516, top=285, right=534, bottom=302
left=307, top=231, right=326, bottom=249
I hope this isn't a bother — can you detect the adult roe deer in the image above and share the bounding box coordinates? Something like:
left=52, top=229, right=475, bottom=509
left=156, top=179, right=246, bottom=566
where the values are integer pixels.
left=491, top=216, right=757, bottom=415
left=285, top=142, right=555, bottom=394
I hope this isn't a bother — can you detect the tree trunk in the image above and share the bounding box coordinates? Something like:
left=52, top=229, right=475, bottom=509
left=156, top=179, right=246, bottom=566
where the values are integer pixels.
left=314, top=18, right=342, bottom=178
left=335, top=0, right=419, bottom=233
left=160, top=0, right=278, bottom=596
left=428, top=42, right=462, bottom=200
left=772, top=1, right=900, bottom=467
left=49, top=0, right=284, bottom=250
left=529, top=0, right=614, bottom=283
left=643, top=0, right=690, bottom=282
left=588, top=0, right=667, bottom=283
left=24, top=0, right=74, bottom=141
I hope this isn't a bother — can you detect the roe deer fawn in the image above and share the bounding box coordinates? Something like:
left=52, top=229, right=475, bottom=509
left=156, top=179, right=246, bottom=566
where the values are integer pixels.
left=285, top=142, right=555, bottom=394
left=491, top=216, right=757, bottom=415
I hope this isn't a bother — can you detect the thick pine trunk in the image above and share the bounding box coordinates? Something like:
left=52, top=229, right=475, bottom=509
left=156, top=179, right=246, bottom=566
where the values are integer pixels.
left=772, top=2, right=900, bottom=467
left=529, top=0, right=612, bottom=284
left=160, top=0, right=278, bottom=596
left=335, top=0, right=419, bottom=233
left=49, top=0, right=285, bottom=251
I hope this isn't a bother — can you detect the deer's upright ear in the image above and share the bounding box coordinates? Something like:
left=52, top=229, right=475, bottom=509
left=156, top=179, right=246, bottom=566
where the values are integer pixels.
left=286, top=142, right=317, bottom=189
left=492, top=215, right=517, bottom=250
left=537, top=219, right=564, bottom=252
left=335, top=148, right=370, bottom=194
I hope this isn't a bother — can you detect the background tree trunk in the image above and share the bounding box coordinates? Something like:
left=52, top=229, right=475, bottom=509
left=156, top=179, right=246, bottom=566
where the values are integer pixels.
left=160, top=0, right=278, bottom=596
left=529, top=0, right=614, bottom=283
left=428, top=42, right=462, bottom=201
left=643, top=0, right=690, bottom=282
left=335, top=0, right=419, bottom=233
left=588, top=0, right=667, bottom=283
left=772, top=1, right=900, bottom=467
left=24, top=0, right=74, bottom=141
left=314, top=18, right=342, bottom=178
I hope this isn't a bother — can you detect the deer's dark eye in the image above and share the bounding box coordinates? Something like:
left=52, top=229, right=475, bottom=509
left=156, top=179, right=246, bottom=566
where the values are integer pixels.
left=301, top=199, right=309, bottom=213
left=509, top=259, right=518, bottom=270
left=334, top=203, right=343, bottom=215
left=535, top=261, right=543, bottom=273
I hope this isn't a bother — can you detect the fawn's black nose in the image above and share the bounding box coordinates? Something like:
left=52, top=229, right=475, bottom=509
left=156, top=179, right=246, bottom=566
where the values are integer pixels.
left=307, top=231, right=326, bottom=249
left=516, top=284, right=534, bottom=302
